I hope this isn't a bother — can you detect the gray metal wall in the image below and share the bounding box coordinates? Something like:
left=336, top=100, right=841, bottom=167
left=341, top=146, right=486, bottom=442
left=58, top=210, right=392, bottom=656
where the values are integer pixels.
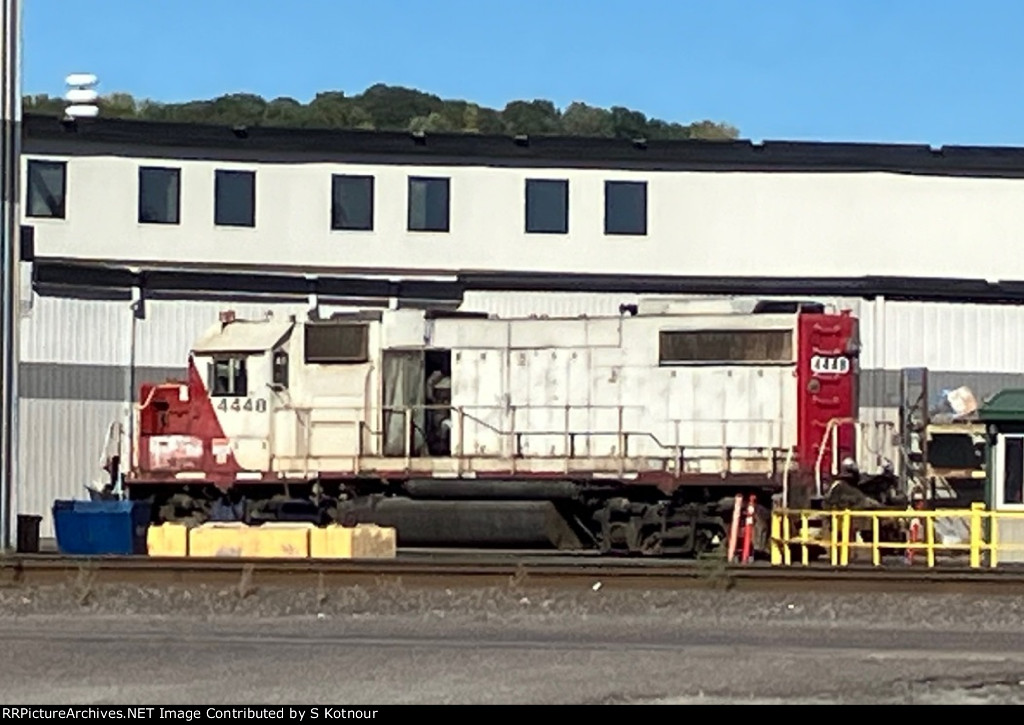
left=16, top=291, right=1024, bottom=537
left=16, top=295, right=307, bottom=537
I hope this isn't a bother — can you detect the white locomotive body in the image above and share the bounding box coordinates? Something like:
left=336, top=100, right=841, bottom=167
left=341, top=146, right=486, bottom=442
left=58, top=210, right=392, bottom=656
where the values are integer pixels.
left=127, top=299, right=869, bottom=556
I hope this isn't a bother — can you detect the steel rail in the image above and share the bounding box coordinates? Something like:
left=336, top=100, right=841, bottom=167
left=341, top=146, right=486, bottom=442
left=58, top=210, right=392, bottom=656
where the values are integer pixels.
left=5, top=554, right=1024, bottom=594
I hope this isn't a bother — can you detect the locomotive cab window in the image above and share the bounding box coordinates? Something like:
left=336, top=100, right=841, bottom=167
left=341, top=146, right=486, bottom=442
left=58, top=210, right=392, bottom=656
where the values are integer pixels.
left=659, top=329, right=793, bottom=365
left=304, top=322, right=369, bottom=364
left=209, top=357, right=248, bottom=397
left=272, top=350, right=290, bottom=387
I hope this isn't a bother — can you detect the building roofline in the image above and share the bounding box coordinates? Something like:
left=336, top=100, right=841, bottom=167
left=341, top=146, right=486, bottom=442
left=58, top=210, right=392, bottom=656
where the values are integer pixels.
left=29, top=258, right=1024, bottom=307
left=21, top=113, right=1024, bottom=176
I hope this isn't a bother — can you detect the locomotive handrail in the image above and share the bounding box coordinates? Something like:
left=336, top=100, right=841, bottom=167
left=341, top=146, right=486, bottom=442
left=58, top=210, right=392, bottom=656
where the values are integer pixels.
left=813, top=418, right=898, bottom=496
left=286, top=402, right=796, bottom=467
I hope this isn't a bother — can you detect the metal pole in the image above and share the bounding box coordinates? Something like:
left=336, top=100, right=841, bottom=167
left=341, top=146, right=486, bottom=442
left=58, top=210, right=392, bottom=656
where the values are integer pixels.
left=0, top=0, right=21, bottom=551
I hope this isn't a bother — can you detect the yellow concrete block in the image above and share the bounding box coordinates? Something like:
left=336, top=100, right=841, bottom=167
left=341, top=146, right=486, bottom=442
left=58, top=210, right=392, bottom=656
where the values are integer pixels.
left=188, top=522, right=248, bottom=558
left=310, top=524, right=396, bottom=559
left=147, top=523, right=189, bottom=557
left=245, top=523, right=313, bottom=558
left=188, top=522, right=315, bottom=558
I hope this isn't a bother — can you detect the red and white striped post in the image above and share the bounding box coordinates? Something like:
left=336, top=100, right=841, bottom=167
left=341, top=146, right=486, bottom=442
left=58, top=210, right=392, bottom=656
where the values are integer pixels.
left=741, top=495, right=757, bottom=564
left=727, top=494, right=743, bottom=562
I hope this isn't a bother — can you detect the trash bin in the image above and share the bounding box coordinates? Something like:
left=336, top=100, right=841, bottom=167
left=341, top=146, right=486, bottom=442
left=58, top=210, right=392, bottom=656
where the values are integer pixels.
left=16, top=514, right=42, bottom=554
left=52, top=500, right=150, bottom=556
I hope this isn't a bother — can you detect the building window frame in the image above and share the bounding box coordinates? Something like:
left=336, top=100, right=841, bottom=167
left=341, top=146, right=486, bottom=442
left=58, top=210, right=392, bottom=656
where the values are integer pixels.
left=524, top=178, right=569, bottom=234
left=138, top=166, right=181, bottom=225
left=604, top=180, right=648, bottom=236
left=407, top=176, right=450, bottom=232
left=26, top=159, right=67, bottom=219
left=214, top=169, right=256, bottom=228
left=331, top=174, right=375, bottom=231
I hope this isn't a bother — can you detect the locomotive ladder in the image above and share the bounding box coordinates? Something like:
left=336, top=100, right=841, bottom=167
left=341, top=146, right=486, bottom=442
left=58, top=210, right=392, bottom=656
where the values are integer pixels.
left=899, top=367, right=930, bottom=498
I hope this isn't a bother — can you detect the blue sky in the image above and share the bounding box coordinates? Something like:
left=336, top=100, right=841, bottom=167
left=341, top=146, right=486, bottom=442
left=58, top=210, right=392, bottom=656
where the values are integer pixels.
left=20, top=0, right=1024, bottom=145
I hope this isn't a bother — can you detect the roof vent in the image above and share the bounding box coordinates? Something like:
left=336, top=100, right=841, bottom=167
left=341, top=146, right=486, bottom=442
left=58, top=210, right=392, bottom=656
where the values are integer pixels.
left=232, top=125, right=248, bottom=139
left=632, top=137, right=647, bottom=150
left=514, top=134, right=529, bottom=147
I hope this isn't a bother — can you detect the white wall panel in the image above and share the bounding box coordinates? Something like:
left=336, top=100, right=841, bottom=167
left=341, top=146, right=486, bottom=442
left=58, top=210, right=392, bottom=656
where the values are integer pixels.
left=25, top=152, right=1024, bottom=282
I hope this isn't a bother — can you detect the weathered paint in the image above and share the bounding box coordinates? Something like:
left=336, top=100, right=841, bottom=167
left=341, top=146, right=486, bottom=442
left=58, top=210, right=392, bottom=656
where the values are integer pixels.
left=130, top=303, right=858, bottom=487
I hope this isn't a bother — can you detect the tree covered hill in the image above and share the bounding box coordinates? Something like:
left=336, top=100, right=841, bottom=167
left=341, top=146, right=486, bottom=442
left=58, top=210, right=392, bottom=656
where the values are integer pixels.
left=23, top=83, right=739, bottom=140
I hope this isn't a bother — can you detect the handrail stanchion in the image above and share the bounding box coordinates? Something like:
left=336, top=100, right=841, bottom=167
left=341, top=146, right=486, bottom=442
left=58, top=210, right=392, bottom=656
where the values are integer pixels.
left=770, top=511, right=783, bottom=565
left=926, top=515, right=936, bottom=569
left=830, top=511, right=838, bottom=566
left=989, top=511, right=999, bottom=569
left=970, top=503, right=984, bottom=569
left=800, top=512, right=809, bottom=566
left=840, top=511, right=851, bottom=566
left=872, top=517, right=881, bottom=566
left=783, top=514, right=792, bottom=565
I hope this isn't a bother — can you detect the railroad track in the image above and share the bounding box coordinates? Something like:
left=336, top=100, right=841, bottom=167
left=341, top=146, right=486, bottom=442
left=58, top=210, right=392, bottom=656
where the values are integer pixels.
left=5, top=552, right=1024, bottom=594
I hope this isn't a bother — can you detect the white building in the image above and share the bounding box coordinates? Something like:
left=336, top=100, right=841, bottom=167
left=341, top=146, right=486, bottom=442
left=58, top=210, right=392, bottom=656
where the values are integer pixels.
left=15, top=113, right=1024, bottom=535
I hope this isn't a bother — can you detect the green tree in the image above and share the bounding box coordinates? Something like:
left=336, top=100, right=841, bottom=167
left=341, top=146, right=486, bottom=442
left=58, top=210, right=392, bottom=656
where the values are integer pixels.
left=560, top=102, right=614, bottom=137
left=22, top=84, right=740, bottom=140
left=502, top=99, right=561, bottom=135
left=408, top=112, right=457, bottom=133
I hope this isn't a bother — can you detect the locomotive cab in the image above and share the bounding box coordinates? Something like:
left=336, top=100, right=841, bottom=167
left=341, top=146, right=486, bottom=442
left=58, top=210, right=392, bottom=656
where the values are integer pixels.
left=190, top=312, right=292, bottom=475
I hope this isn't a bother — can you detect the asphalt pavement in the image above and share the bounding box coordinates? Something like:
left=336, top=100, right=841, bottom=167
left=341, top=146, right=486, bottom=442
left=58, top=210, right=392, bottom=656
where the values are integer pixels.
left=3, top=608, right=1024, bottom=704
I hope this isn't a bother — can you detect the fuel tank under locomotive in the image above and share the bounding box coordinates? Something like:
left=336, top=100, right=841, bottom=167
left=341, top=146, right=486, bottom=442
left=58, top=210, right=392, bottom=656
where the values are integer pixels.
left=329, top=479, right=770, bottom=557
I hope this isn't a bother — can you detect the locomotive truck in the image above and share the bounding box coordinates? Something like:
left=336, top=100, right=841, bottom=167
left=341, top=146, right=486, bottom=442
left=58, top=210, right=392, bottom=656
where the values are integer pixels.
left=116, top=297, right=893, bottom=557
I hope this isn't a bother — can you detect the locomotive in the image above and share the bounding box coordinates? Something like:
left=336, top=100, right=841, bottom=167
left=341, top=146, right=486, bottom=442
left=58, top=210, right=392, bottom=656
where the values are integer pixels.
left=117, top=297, right=884, bottom=557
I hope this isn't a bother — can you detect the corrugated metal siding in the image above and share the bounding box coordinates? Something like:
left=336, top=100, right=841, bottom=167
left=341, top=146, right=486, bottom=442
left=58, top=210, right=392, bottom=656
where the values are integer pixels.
left=15, top=399, right=124, bottom=538
left=20, top=296, right=130, bottom=365
left=135, top=300, right=307, bottom=368
left=20, top=295, right=309, bottom=366
left=857, top=299, right=1024, bottom=372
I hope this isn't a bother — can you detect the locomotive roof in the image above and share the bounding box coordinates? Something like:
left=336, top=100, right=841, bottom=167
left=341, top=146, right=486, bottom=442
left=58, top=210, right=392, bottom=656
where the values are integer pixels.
left=192, top=318, right=293, bottom=354
left=23, top=113, right=1024, bottom=178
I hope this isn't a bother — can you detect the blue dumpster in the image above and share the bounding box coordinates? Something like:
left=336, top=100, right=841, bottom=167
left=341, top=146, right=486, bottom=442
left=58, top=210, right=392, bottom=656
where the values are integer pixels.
left=52, top=500, right=150, bottom=556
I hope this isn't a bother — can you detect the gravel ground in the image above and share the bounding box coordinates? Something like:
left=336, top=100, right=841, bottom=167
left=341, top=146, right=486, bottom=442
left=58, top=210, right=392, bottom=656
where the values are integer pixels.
left=4, top=581, right=1024, bottom=704
left=6, top=578, right=1024, bottom=630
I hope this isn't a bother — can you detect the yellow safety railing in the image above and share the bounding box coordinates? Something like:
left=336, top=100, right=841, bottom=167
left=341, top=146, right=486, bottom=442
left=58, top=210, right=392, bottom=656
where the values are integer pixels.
left=770, top=503, right=1024, bottom=568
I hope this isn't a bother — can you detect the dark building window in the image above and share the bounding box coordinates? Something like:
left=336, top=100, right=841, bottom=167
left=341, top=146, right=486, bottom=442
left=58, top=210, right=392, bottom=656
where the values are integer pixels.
left=525, top=179, right=568, bottom=234
left=26, top=160, right=66, bottom=219
left=659, top=330, right=793, bottom=365
left=138, top=167, right=180, bottom=224
left=331, top=175, right=374, bottom=231
left=214, top=170, right=255, bottom=227
left=605, top=181, right=647, bottom=235
left=304, top=323, right=370, bottom=364
left=408, top=177, right=450, bottom=232
left=1004, top=437, right=1024, bottom=505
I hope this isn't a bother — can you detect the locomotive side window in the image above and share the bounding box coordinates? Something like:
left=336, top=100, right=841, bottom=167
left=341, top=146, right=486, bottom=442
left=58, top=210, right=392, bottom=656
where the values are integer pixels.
left=659, top=330, right=793, bottom=365
left=305, top=322, right=369, bottom=364
left=209, top=357, right=248, bottom=397
left=272, top=350, right=289, bottom=387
